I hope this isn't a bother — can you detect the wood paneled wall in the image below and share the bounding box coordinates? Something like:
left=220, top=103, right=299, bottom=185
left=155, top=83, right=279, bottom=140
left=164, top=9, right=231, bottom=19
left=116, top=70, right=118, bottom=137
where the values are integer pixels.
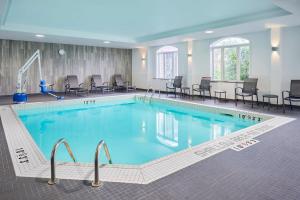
left=0, top=40, right=132, bottom=95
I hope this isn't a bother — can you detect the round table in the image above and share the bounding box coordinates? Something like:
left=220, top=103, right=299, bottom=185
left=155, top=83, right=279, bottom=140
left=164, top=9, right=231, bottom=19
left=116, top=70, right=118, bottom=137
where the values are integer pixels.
left=181, top=87, right=191, bottom=98
left=214, top=90, right=227, bottom=102
left=262, top=94, right=278, bottom=110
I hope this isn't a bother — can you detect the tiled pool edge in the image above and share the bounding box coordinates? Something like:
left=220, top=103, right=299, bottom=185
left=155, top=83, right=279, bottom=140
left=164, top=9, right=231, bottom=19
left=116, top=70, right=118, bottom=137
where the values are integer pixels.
left=0, top=94, right=295, bottom=184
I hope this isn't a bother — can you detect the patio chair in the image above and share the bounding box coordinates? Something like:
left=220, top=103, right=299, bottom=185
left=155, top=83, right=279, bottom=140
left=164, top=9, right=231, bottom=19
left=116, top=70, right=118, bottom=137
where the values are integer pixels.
left=166, top=76, right=183, bottom=98
left=282, top=80, right=300, bottom=113
left=235, top=78, right=259, bottom=108
left=90, top=75, right=114, bottom=93
left=113, top=74, right=136, bottom=92
left=64, top=75, right=89, bottom=96
left=192, top=77, right=211, bottom=100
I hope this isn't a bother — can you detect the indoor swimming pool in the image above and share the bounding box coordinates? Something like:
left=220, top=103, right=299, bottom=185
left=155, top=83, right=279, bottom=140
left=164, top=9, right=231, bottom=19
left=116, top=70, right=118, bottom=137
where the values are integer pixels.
left=17, top=97, right=257, bottom=165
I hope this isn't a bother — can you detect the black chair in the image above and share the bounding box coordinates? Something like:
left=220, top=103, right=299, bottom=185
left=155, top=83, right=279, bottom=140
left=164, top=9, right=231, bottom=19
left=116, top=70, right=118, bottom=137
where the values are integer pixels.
left=282, top=80, right=300, bottom=113
left=192, top=77, right=212, bottom=100
left=113, top=74, right=136, bottom=92
left=235, top=78, right=259, bottom=108
left=90, top=75, right=113, bottom=93
left=64, top=75, right=89, bottom=96
left=166, top=76, right=183, bottom=98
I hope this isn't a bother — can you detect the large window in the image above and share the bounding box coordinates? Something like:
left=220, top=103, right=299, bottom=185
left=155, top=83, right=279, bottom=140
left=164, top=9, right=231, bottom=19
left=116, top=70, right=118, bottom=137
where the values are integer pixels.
left=211, top=37, right=250, bottom=81
left=156, top=46, right=178, bottom=79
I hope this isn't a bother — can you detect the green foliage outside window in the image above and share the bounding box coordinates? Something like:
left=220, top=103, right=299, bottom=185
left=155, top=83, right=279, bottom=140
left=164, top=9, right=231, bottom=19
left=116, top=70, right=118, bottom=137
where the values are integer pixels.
left=224, top=48, right=237, bottom=80
left=240, top=46, right=250, bottom=80
left=211, top=37, right=250, bottom=81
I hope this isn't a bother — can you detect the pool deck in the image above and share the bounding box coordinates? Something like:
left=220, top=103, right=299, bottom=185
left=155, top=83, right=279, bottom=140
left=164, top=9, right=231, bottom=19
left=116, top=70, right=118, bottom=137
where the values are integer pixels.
left=1, top=92, right=300, bottom=200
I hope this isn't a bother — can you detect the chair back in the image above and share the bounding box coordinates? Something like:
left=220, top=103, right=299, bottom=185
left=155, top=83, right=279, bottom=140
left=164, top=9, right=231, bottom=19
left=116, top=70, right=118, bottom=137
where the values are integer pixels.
left=242, top=78, right=258, bottom=94
left=91, top=75, right=102, bottom=87
left=173, top=76, right=183, bottom=88
left=200, top=77, right=211, bottom=90
left=114, top=74, right=124, bottom=86
left=290, top=80, right=300, bottom=97
left=66, top=75, right=79, bottom=88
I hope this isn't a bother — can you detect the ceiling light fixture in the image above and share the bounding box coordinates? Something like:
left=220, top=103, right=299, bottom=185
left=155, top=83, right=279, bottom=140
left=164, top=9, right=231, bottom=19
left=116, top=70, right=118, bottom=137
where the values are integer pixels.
left=35, top=34, right=45, bottom=38
left=103, top=41, right=111, bottom=44
left=205, top=30, right=214, bottom=34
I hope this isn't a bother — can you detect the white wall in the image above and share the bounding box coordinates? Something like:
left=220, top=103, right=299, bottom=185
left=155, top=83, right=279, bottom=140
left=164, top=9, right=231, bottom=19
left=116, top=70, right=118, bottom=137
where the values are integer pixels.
left=281, top=26, right=300, bottom=90
left=132, top=26, right=300, bottom=102
left=133, top=42, right=188, bottom=91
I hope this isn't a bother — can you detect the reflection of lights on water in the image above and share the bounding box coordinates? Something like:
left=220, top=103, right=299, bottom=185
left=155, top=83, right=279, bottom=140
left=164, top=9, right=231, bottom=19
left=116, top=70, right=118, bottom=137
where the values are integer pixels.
left=188, top=136, right=192, bottom=148
left=142, top=121, right=146, bottom=133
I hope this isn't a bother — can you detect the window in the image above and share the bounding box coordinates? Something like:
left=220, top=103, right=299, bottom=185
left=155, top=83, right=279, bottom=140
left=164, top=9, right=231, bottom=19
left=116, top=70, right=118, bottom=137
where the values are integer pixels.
left=156, top=46, right=178, bottom=79
left=156, top=112, right=178, bottom=147
left=210, top=37, right=250, bottom=81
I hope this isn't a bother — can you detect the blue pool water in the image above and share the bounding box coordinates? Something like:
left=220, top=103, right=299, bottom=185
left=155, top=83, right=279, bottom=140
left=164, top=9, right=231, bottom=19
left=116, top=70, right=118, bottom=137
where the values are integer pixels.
left=17, top=99, right=257, bottom=165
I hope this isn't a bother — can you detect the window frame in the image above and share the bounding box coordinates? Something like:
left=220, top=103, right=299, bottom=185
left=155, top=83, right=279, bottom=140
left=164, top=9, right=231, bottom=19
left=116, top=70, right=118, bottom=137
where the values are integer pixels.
left=210, top=38, right=251, bottom=81
left=155, top=46, right=179, bottom=79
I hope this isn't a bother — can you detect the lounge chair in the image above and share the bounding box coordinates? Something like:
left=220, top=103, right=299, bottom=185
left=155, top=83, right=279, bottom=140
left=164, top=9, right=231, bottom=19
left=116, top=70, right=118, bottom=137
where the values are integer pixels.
left=64, top=75, right=89, bottom=96
left=282, top=80, right=300, bottom=113
left=235, top=78, right=259, bottom=108
left=90, top=75, right=114, bottom=93
left=192, top=77, right=212, bottom=100
left=166, top=76, right=183, bottom=98
left=113, top=74, right=136, bottom=92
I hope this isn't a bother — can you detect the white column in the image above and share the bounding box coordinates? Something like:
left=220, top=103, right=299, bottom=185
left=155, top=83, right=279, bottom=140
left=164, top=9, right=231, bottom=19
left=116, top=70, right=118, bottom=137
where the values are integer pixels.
left=187, top=40, right=193, bottom=88
left=270, top=27, right=282, bottom=101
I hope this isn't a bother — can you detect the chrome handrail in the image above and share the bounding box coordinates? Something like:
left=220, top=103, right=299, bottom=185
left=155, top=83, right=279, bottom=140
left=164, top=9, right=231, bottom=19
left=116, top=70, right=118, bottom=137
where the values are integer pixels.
left=92, top=140, right=112, bottom=187
left=48, top=138, right=76, bottom=185
left=144, top=88, right=151, bottom=102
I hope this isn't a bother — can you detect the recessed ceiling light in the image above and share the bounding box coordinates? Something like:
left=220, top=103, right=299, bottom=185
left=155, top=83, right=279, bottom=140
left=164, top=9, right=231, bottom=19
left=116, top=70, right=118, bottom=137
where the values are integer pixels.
left=205, top=30, right=214, bottom=34
left=35, top=34, right=45, bottom=38
left=103, top=41, right=111, bottom=44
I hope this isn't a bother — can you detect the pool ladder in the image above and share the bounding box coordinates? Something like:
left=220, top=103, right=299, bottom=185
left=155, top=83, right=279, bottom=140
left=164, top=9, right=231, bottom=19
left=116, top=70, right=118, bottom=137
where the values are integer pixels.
left=92, top=140, right=112, bottom=187
left=48, top=138, right=76, bottom=185
left=48, top=138, right=112, bottom=188
left=144, top=87, right=160, bottom=103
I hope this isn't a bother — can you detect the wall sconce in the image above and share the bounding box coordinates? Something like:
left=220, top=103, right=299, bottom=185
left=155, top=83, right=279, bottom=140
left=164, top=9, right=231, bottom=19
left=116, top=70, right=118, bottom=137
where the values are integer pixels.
left=187, top=54, right=192, bottom=57
left=272, top=46, right=279, bottom=52
left=141, top=57, right=147, bottom=61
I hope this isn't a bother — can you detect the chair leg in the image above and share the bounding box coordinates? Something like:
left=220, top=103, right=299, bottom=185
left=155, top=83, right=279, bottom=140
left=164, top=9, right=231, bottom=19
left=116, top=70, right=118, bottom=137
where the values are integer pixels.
left=209, top=90, right=212, bottom=99
left=256, top=94, right=259, bottom=105
left=251, top=95, right=254, bottom=108
left=242, top=96, right=245, bottom=104
left=235, top=94, right=238, bottom=106
left=214, top=92, right=216, bottom=103
left=289, top=99, right=293, bottom=110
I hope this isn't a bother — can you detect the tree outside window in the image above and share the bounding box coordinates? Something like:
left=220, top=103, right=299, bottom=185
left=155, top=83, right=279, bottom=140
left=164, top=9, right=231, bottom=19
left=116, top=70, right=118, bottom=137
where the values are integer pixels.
left=211, top=37, right=250, bottom=81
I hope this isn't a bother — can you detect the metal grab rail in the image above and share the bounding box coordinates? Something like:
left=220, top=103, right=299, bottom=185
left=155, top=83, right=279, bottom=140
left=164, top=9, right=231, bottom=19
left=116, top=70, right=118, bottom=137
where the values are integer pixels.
left=144, top=87, right=160, bottom=103
left=92, top=140, right=112, bottom=187
left=48, top=138, right=76, bottom=185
